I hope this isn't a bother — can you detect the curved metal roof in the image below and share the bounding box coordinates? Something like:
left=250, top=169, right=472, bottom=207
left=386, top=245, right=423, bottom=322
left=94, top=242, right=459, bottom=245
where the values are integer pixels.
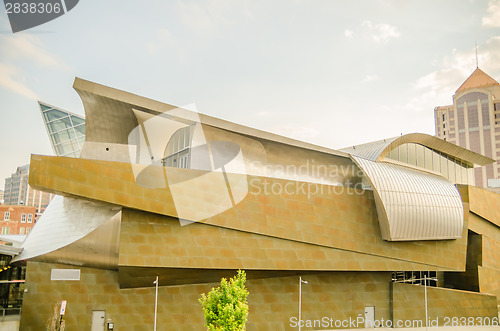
left=341, top=133, right=494, bottom=167
left=352, top=156, right=464, bottom=241
left=340, top=133, right=483, bottom=241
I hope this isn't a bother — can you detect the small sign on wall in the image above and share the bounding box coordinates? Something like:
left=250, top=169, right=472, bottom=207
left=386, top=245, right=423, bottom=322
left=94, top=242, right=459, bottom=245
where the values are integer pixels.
left=51, top=269, right=81, bottom=281
left=60, top=300, right=67, bottom=315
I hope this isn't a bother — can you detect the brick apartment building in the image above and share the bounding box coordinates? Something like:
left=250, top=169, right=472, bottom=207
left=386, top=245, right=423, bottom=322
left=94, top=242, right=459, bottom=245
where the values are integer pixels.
left=0, top=205, right=36, bottom=235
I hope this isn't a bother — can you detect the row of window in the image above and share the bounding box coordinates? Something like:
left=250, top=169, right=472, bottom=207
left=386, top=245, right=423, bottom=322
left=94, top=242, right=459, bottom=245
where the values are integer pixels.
left=440, top=94, right=499, bottom=128
left=386, top=143, right=474, bottom=185
left=2, top=212, right=33, bottom=222
left=1, top=227, right=31, bottom=235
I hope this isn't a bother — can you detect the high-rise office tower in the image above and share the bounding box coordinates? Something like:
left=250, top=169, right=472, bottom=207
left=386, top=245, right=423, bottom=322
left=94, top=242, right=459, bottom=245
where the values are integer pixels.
left=2, top=103, right=86, bottom=217
left=434, top=67, right=500, bottom=192
left=3, top=165, right=30, bottom=206
left=3, top=165, right=53, bottom=218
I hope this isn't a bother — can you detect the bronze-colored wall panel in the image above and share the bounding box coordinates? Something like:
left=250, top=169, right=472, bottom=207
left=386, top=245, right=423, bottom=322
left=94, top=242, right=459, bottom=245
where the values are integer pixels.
left=478, top=266, right=500, bottom=306
left=29, top=155, right=468, bottom=271
left=392, top=282, right=498, bottom=326
left=118, top=208, right=459, bottom=288
left=21, top=262, right=499, bottom=330
left=482, top=235, right=500, bottom=271
left=468, top=186, right=500, bottom=227
left=469, top=213, right=500, bottom=242
left=22, top=262, right=393, bottom=331
left=444, top=230, right=481, bottom=292
left=76, top=91, right=139, bottom=144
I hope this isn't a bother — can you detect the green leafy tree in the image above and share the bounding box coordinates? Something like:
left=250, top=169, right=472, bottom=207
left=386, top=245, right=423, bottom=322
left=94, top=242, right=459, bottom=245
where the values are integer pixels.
left=199, top=270, right=249, bottom=331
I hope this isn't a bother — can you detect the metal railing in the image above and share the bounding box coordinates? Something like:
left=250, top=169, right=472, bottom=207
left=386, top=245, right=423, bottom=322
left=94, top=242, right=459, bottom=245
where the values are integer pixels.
left=0, top=307, right=21, bottom=321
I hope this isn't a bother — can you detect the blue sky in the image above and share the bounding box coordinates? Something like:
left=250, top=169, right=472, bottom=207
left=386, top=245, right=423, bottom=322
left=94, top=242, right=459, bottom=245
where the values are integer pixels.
left=1, top=0, right=500, bottom=183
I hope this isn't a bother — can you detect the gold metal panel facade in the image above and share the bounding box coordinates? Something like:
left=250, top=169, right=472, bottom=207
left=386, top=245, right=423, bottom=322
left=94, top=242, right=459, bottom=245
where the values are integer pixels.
left=28, top=154, right=470, bottom=271
left=117, top=208, right=454, bottom=288
left=73, top=77, right=348, bottom=158
left=468, top=185, right=500, bottom=227
left=16, top=78, right=500, bottom=330
left=352, top=156, right=464, bottom=241
left=392, top=282, right=498, bottom=325
left=20, top=262, right=500, bottom=330
left=20, top=262, right=393, bottom=331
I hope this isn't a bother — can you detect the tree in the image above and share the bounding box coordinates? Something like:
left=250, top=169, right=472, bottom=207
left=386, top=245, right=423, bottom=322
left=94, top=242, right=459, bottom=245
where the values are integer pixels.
left=199, top=270, right=249, bottom=331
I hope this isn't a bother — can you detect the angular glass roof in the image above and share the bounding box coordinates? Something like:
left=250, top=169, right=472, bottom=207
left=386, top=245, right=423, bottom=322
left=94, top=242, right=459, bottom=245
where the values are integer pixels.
left=38, top=102, right=86, bottom=157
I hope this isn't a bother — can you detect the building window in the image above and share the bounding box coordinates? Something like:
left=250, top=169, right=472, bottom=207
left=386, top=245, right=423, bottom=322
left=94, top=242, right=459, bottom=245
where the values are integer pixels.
left=21, top=214, right=26, bottom=223
left=27, top=214, right=33, bottom=223
left=26, top=227, right=31, bottom=234
left=1, top=227, right=9, bottom=234
left=4, top=212, right=9, bottom=221
left=392, top=271, right=438, bottom=287
left=442, top=113, right=446, bottom=121
left=19, top=227, right=25, bottom=235
left=162, top=126, right=193, bottom=169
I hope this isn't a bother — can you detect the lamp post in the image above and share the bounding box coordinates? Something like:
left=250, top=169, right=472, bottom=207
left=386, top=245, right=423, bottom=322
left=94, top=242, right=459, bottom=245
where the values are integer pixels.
left=153, top=276, right=158, bottom=331
left=298, top=277, right=308, bottom=331
left=394, top=273, right=436, bottom=331
left=424, top=275, right=428, bottom=331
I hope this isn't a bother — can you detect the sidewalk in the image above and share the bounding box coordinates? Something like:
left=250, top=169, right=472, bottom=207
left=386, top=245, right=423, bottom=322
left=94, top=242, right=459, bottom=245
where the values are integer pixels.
left=322, top=327, right=500, bottom=331
left=0, top=314, right=20, bottom=331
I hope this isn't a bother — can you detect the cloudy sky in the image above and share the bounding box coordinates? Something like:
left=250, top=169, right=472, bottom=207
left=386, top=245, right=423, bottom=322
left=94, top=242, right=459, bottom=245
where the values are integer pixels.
left=1, top=0, right=500, bottom=183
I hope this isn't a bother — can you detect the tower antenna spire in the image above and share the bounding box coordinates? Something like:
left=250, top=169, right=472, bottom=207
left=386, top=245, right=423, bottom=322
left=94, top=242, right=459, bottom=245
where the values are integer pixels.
left=475, top=42, right=479, bottom=68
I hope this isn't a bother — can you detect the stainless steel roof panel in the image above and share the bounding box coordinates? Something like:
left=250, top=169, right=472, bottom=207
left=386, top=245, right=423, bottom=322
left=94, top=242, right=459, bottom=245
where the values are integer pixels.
left=342, top=133, right=494, bottom=166
left=12, top=195, right=121, bottom=266
left=352, top=156, right=464, bottom=241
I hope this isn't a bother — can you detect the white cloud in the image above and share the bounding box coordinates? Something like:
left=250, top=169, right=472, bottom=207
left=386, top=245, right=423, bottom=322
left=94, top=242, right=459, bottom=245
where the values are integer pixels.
left=362, top=74, right=379, bottom=82
left=0, top=64, right=38, bottom=100
left=414, top=38, right=500, bottom=99
left=344, top=29, right=354, bottom=38
left=362, top=20, right=400, bottom=43
left=375, top=38, right=500, bottom=137
left=483, top=0, right=500, bottom=27
left=0, top=34, right=72, bottom=72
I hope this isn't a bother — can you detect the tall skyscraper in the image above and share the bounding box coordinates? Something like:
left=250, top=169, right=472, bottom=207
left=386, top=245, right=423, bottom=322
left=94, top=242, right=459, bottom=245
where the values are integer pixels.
left=3, top=165, right=30, bottom=206
left=3, top=165, right=53, bottom=218
left=2, top=103, right=85, bottom=217
left=434, top=67, right=500, bottom=192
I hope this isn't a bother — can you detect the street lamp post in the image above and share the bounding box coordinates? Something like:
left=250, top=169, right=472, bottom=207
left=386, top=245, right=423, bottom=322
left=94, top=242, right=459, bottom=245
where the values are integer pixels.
left=424, top=275, right=428, bottom=331
left=394, top=274, right=436, bottom=331
left=154, top=276, right=158, bottom=331
left=298, top=277, right=308, bottom=331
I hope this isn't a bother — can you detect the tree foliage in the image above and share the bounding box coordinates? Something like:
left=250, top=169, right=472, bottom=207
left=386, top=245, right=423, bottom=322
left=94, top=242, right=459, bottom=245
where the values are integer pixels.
left=199, top=270, right=249, bottom=331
